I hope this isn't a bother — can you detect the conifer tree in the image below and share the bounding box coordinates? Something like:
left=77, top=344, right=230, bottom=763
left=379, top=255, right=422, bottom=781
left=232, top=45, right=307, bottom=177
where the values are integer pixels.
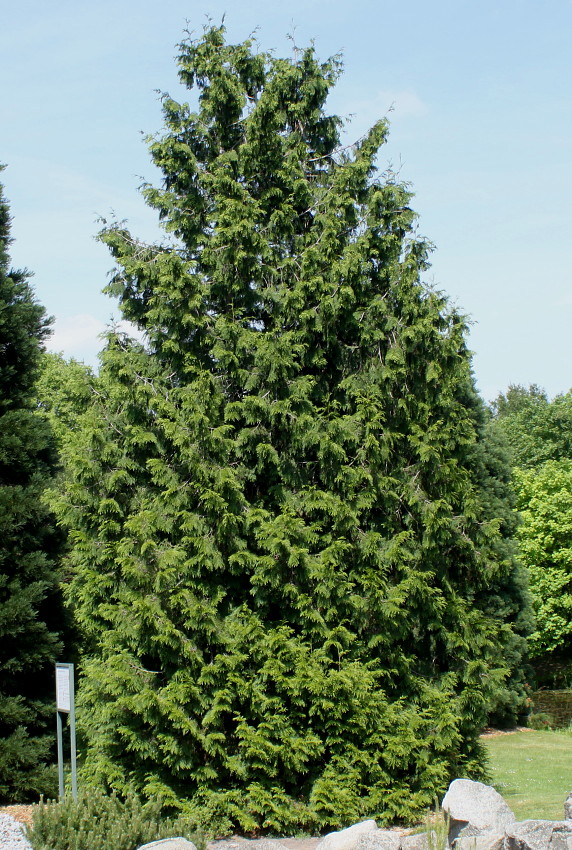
left=0, top=173, right=65, bottom=801
left=55, top=29, right=526, bottom=829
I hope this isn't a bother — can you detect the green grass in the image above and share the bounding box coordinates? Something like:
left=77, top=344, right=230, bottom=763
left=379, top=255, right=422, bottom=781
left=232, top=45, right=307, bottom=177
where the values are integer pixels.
left=483, top=730, right=572, bottom=820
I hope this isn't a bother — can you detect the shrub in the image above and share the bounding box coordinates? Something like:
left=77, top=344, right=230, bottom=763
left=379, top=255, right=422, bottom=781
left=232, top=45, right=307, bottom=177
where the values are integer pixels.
left=527, top=712, right=554, bottom=730
left=27, top=787, right=205, bottom=850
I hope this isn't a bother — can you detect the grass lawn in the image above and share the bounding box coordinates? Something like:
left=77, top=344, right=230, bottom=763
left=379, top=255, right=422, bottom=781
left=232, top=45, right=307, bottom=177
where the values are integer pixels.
left=483, top=730, right=572, bottom=820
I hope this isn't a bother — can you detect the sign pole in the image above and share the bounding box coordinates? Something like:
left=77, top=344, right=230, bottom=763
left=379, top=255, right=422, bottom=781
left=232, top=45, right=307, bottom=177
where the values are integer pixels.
left=69, top=667, right=77, bottom=800
left=56, top=709, right=65, bottom=800
left=55, top=663, right=77, bottom=801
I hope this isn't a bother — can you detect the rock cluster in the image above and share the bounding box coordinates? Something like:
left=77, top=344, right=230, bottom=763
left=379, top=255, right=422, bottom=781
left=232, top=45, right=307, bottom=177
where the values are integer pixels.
left=315, top=823, right=435, bottom=850
left=308, top=780, right=572, bottom=850
left=135, top=780, right=572, bottom=850
left=441, top=779, right=572, bottom=850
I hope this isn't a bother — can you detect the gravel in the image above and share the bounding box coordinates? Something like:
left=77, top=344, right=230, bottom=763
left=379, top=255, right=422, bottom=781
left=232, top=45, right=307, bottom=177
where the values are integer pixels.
left=0, top=813, right=32, bottom=850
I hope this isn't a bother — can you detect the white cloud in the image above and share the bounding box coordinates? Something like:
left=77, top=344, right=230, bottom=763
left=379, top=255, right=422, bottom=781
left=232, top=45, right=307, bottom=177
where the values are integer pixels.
left=47, top=314, right=106, bottom=357
left=46, top=314, right=145, bottom=367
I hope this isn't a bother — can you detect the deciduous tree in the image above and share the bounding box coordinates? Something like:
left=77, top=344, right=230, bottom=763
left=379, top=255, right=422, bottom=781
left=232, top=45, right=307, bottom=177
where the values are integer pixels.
left=490, top=385, right=572, bottom=686
left=514, top=461, right=572, bottom=663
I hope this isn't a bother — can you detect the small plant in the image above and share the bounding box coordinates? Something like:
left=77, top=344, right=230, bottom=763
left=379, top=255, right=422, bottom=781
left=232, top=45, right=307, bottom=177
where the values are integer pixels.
left=527, top=712, right=554, bottom=730
left=27, top=787, right=206, bottom=850
left=412, top=804, right=449, bottom=850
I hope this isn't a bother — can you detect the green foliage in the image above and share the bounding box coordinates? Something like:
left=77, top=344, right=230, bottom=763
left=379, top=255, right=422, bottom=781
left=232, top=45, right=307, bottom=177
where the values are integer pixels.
left=491, top=384, right=572, bottom=469
left=35, top=353, right=96, bottom=450
left=513, top=461, right=572, bottom=659
left=0, top=172, right=66, bottom=801
left=527, top=712, right=554, bottom=730
left=54, top=28, right=526, bottom=830
left=473, top=418, right=532, bottom=726
left=489, top=386, right=572, bottom=686
left=28, top=787, right=206, bottom=850
left=0, top=179, right=51, bottom=411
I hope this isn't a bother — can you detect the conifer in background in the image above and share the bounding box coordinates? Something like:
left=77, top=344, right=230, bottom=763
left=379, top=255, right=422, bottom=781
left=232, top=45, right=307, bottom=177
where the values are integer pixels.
left=55, top=29, right=527, bottom=829
left=0, top=172, right=65, bottom=801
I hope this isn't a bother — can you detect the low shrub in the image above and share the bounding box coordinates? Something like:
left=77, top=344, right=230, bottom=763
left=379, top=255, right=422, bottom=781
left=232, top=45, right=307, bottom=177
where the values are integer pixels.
left=27, top=787, right=205, bottom=850
left=527, top=712, right=554, bottom=730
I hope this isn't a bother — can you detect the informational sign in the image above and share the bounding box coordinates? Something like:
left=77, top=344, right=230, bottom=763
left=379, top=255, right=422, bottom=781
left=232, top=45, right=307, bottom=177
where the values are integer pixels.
left=55, top=662, right=77, bottom=801
left=56, top=664, right=72, bottom=713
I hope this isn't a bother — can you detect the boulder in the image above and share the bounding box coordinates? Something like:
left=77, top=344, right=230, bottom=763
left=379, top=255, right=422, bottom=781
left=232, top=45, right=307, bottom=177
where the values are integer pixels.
left=504, top=820, right=572, bottom=850
left=552, top=824, right=572, bottom=850
left=356, top=830, right=402, bottom=850
left=442, top=779, right=516, bottom=847
left=565, top=794, right=572, bottom=821
left=316, top=820, right=379, bottom=850
left=401, top=831, right=436, bottom=850
left=137, top=840, right=198, bottom=850
left=455, top=834, right=504, bottom=850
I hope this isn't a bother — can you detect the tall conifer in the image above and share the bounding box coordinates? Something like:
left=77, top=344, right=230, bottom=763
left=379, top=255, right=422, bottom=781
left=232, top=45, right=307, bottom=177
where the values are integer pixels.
left=0, top=173, right=64, bottom=801
left=56, top=29, right=526, bottom=829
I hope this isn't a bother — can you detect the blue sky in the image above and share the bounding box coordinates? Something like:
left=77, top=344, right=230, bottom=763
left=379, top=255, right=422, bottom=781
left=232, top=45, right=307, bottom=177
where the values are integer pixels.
left=2, top=0, right=571, bottom=402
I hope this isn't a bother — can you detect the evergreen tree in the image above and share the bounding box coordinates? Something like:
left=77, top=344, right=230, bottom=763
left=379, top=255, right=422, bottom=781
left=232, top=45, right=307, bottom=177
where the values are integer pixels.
left=55, top=29, right=526, bottom=830
left=469, top=408, right=532, bottom=725
left=0, top=172, right=65, bottom=801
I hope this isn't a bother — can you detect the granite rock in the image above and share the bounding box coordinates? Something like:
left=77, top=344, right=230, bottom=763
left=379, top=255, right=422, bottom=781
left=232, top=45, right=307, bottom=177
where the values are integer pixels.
left=316, top=821, right=379, bottom=850
left=504, top=821, right=572, bottom=850
left=401, top=833, right=435, bottom=850
left=355, top=830, right=402, bottom=850
left=442, top=779, right=516, bottom=847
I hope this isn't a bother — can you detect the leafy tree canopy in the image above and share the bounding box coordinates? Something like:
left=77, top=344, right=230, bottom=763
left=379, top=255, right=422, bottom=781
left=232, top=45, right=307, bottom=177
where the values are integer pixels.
left=490, top=385, right=572, bottom=685
left=54, top=28, right=528, bottom=830
left=490, top=383, right=572, bottom=469
left=514, top=461, right=572, bottom=661
left=35, top=352, right=96, bottom=449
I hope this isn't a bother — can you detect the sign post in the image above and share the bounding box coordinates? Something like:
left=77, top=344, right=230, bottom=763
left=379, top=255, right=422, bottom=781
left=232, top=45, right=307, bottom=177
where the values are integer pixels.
left=55, top=663, right=77, bottom=801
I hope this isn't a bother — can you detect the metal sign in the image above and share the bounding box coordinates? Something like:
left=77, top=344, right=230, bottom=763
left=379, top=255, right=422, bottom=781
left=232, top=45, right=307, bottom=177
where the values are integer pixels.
left=56, top=664, right=72, bottom=712
left=55, top=663, right=77, bottom=801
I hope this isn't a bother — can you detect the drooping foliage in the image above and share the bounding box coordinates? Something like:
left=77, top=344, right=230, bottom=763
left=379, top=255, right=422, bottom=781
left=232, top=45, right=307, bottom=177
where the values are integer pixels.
left=0, top=172, right=65, bottom=801
left=54, top=29, right=527, bottom=830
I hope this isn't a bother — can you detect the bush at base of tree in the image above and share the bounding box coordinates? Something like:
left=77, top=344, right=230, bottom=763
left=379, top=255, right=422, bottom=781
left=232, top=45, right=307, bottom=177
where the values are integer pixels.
left=54, top=27, right=527, bottom=830
left=28, top=788, right=206, bottom=850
